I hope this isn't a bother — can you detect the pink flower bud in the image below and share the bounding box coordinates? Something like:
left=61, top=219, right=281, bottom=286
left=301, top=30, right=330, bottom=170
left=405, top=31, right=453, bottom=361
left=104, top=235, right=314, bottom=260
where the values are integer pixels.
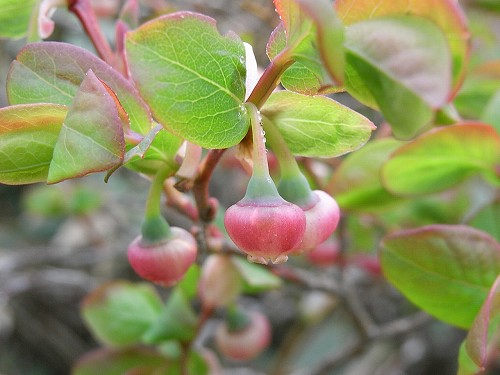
left=198, top=254, right=242, bottom=309
left=224, top=197, right=306, bottom=264
left=127, top=227, right=197, bottom=287
left=295, top=190, right=340, bottom=253
left=351, top=254, right=382, bottom=277
left=215, top=310, right=271, bottom=361
left=306, top=237, right=341, bottom=267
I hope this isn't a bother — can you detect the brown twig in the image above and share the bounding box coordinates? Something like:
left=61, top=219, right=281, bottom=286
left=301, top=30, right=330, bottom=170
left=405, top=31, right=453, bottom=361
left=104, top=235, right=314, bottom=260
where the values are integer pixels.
left=272, top=265, right=342, bottom=295
left=192, top=149, right=226, bottom=223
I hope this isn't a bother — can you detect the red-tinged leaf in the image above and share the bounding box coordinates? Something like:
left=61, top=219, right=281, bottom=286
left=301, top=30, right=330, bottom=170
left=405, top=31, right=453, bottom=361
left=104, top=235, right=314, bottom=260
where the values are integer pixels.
left=343, top=14, right=451, bottom=139
left=72, top=347, right=167, bottom=375
left=463, top=275, right=500, bottom=372
left=380, top=225, right=500, bottom=328
left=382, top=123, right=500, bottom=196
left=7, top=42, right=152, bottom=134
left=335, top=0, right=470, bottom=98
left=267, top=23, right=331, bottom=95
left=0, top=103, right=68, bottom=185
left=268, top=0, right=344, bottom=94
left=81, top=281, right=163, bottom=347
left=296, top=0, right=345, bottom=85
left=274, top=0, right=312, bottom=44
left=458, top=342, right=483, bottom=375
left=47, top=70, right=125, bottom=184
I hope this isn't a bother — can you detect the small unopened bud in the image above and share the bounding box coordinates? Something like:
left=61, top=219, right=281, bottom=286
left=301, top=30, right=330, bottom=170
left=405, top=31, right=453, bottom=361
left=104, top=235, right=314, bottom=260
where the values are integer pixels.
left=198, top=254, right=242, bottom=309
left=127, top=227, right=197, bottom=287
left=306, top=237, right=341, bottom=267
left=215, top=310, right=271, bottom=361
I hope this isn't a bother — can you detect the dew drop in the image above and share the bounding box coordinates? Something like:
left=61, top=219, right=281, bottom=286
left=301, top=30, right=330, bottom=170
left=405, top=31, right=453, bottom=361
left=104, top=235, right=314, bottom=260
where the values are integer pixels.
left=263, top=137, right=267, bottom=143
left=261, top=129, right=266, bottom=136
left=239, top=55, right=245, bottom=65
left=257, top=110, right=263, bottom=121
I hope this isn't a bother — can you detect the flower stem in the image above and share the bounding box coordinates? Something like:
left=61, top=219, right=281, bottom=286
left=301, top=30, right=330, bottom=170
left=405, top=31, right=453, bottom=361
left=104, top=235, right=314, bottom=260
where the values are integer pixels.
left=264, top=121, right=313, bottom=206
left=246, top=48, right=293, bottom=109
left=141, top=164, right=174, bottom=243
left=68, top=0, right=117, bottom=67
left=246, top=102, right=268, bottom=178
left=242, top=103, right=281, bottom=201
left=263, top=121, right=300, bottom=179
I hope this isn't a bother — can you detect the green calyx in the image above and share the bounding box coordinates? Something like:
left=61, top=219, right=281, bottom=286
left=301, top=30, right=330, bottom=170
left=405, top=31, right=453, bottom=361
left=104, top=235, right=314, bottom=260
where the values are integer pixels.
left=141, top=163, right=175, bottom=244
left=242, top=102, right=284, bottom=203
left=243, top=175, right=282, bottom=202
left=262, top=115, right=314, bottom=207
left=278, top=173, right=315, bottom=208
left=226, top=305, right=251, bottom=333
left=141, top=215, right=172, bottom=245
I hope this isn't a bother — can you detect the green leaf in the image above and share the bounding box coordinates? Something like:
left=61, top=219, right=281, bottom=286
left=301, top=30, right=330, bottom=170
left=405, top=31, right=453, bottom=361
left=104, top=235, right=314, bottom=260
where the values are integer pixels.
left=474, top=0, right=500, bottom=12
left=330, top=138, right=404, bottom=212
left=454, top=77, right=500, bottom=120
left=72, top=348, right=167, bottom=375
left=176, top=264, right=201, bottom=300
left=124, top=126, right=183, bottom=177
left=7, top=42, right=152, bottom=134
left=186, top=350, right=209, bottom=375
left=267, top=0, right=345, bottom=95
left=344, top=15, right=452, bottom=139
left=455, top=63, right=500, bottom=132
left=82, top=281, right=163, bottom=346
left=142, top=288, right=198, bottom=344
left=481, top=90, right=500, bottom=135
left=261, top=91, right=374, bottom=158
left=471, top=202, right=500, bottom=243
left=381, top=123, right=500, bottom=196
left=0, top=0, right=36, bottom=38
left=126, top=12, right=249, bottom=148
left=124, top=125, right=163, bottom=164
left=231, top=256, right=282, bottom=293
left=380, top=225, right=500, bottom=328
left=460, top=275, right=500, bottom=374
left=0, top=103, right=67, bottom=185
left=47, top=70, right=125, bottom=183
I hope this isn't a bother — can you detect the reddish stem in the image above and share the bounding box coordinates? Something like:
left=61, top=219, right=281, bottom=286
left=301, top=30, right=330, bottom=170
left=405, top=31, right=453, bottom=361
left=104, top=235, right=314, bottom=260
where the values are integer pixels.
left=246, top=48, right=293, bottom=109
left=193, top=149, right=226, bottom=222
left=68, top=0, right=116, bottom=67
